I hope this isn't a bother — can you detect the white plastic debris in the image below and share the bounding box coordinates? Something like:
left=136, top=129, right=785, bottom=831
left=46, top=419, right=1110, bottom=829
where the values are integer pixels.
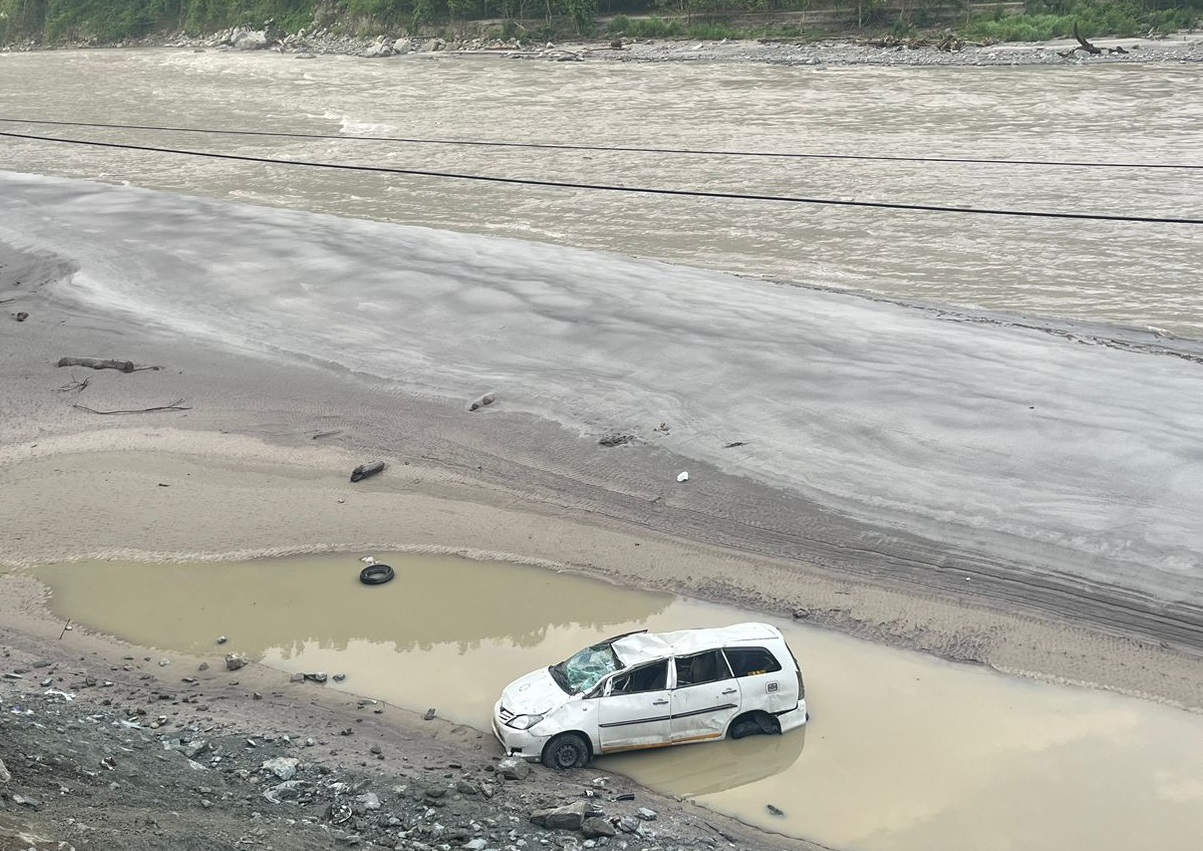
left=676, top=471, right=689, bottom=483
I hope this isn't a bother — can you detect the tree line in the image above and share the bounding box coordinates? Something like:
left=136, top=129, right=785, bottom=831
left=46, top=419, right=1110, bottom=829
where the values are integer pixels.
left=1, top=0, right=1200, bottom=46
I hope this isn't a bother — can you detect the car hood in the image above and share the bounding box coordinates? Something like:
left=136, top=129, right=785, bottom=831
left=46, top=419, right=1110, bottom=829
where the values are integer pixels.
left=500, top=667, right=570, bottom=715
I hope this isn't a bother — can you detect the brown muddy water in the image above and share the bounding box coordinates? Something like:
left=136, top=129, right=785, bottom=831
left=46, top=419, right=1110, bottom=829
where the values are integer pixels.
left=33, top=554, right=1203, bottom=851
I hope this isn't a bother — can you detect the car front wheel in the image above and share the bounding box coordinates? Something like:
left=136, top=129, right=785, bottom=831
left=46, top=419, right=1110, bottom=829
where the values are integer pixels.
left=541, top=733, right=591, bottom=770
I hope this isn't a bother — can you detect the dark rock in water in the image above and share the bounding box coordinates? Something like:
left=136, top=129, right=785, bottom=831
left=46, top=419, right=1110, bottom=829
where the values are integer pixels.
left=350, top=461, right=385, bottom=482
left=598, top=432, right=635, bottom=447
left=766, top=803, right=785, bottom=816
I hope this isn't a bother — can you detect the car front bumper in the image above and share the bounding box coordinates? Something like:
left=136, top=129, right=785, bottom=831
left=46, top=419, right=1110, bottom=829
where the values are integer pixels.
left=492, top=701, right=551, bottom=763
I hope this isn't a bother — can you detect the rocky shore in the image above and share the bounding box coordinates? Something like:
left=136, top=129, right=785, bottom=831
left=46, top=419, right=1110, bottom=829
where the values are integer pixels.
left=1, top=611, right=809, bottom=851
left=4, top=22, right=1201, bottom=67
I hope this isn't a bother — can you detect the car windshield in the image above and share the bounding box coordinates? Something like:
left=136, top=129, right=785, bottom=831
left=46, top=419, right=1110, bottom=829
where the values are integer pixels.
left=548, top=642, right=621, bottom=695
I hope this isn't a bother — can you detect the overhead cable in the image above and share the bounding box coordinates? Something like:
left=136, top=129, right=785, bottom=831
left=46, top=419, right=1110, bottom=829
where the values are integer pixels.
left=2, top=130, right=1201, bottom=225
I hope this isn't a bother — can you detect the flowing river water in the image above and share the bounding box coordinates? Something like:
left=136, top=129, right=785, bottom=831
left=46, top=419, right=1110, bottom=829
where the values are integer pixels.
left=0, top=48, right=1201, bottom=336
left=31, top=553, right=1203, bottom=851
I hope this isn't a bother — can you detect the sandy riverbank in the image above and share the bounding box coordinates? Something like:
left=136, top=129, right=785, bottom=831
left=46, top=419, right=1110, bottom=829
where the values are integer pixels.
left=2, top=169, right=1203, bottom=847
left=2, top=211, right=1201, bottom=709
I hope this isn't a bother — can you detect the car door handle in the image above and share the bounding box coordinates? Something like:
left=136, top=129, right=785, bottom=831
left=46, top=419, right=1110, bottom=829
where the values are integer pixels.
left=721, top=688, right=737, bottom=695
left=652, top=699, right=668, bottom=705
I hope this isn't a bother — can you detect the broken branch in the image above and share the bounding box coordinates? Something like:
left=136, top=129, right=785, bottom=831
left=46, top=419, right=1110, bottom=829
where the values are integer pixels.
left=73, top=398, right=191, bottom=415
left=57, top=357, right=161, bottom=372
left=56, top=374, right=91, bottom=394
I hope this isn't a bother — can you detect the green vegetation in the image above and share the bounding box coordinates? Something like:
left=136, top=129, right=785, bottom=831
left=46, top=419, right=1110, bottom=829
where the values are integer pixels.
left=964, top=1, right=1203, bottom=41
left=0, top=0, right=1200, bottom=46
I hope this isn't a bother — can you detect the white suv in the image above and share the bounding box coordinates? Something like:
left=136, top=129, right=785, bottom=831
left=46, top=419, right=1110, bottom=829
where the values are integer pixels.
left=492, top=622, right=807, bottom=769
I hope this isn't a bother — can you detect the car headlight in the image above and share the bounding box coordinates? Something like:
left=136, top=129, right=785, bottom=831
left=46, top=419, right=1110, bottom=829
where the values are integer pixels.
left=505, top=714, right=545, bottom=730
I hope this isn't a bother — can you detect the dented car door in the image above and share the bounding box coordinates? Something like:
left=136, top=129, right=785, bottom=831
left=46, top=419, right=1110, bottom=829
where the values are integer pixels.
left=596, top=660, right=671, bottom=753
left=669, top=649, right=741, bottom=744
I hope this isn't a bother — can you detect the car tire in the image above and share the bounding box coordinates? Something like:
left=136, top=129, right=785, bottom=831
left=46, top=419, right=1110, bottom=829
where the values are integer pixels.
left=541, top=733, right=590, bottom=770
left=729, top=715, right=770, bottom=740
left=359, top=564, right=395, bottom=585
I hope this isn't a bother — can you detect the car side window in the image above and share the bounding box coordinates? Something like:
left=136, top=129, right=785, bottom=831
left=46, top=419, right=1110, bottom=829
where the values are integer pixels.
left=723, top=647, right=783, bottom=678
left=609, top=660, right=669, bottom=695
left=674, top=650, right=732, bottom=687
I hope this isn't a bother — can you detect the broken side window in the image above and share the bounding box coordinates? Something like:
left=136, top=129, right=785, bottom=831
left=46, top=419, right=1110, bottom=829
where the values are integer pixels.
left=609, top=661, right=669, bottom=695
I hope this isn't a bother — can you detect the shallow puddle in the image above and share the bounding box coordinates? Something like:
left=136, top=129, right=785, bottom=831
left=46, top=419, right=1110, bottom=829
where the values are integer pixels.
left=33, top=555, right=1203, bottom=851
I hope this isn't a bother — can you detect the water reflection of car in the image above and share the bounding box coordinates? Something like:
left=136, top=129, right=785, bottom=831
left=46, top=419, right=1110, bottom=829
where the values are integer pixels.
left=492, top=622, right=807, bottom=769
left=597, top=722, right=807, bottom=798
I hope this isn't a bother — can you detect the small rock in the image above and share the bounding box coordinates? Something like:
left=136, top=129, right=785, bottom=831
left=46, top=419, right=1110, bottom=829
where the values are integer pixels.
left=422, top=707, right=436, bottom=720
left=497, top=757, right=529, bottom=781
left=333, top=673, right=347, bottom=682
left=198, top=662, right=210, bottom=671
left=357, top=791, right=381, bottom=810
left=766, top=803, right=785, bottom=816
left=264, top=779, right=307, bottom=803
left=216, top=636, right=228, bottom=644
left=225, top=653, right=247, bottom=671
left=261, top=757, right=300, bottom=781
left=0, top=758, right=10, bottom=782
left=636, top=807, right=658, bottom=821
left=304, top=672, right=328, bottom=684
left=582, top=816, right=617, bottom=838
left=252, top=692, right=263, bottom=700
left=369, top=744, right=382, bottom=755
left=536, top=800, right=590, bottom=830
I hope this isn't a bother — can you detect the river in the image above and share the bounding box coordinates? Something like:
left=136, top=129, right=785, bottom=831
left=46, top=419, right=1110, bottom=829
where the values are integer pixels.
left=1, top=48, right=1201, bottom=335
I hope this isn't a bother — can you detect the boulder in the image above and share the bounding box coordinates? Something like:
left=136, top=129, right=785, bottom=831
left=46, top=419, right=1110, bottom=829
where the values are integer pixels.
left=231, top=29, right=269, bottom=51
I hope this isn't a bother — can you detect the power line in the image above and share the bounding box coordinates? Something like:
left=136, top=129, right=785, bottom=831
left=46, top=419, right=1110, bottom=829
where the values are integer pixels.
left=3, top=129, right=1201, bottom=225
left=0, top=116, right=1198, bottom=171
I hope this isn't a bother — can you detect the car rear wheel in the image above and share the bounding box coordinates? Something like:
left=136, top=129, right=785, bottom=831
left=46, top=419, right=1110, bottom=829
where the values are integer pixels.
left=541, top=733, right=591, bottom=770
left=729, top=712, right=780, bottom=739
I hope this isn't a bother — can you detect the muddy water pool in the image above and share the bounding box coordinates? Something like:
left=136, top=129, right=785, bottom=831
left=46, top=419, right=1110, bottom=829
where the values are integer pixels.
left=33, top=554, right=1203, bottom=851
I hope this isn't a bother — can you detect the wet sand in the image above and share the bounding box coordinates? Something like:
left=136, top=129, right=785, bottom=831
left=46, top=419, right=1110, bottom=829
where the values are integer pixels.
left=1, top=223, right=1202, bottom=713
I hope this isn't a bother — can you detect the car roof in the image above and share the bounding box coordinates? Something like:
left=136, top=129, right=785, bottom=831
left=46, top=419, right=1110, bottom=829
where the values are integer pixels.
left=612, top=622, right=783, bottom=667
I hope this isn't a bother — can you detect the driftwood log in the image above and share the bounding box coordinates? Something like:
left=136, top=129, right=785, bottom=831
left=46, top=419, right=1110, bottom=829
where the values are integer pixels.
left=1058, top=24, right=1127, bottom=58
left=57, top=357, right=161, bottom=372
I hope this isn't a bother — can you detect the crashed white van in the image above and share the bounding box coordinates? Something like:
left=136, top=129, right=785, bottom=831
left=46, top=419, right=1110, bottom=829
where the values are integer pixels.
left=492, top=622, right=807, bottom=769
